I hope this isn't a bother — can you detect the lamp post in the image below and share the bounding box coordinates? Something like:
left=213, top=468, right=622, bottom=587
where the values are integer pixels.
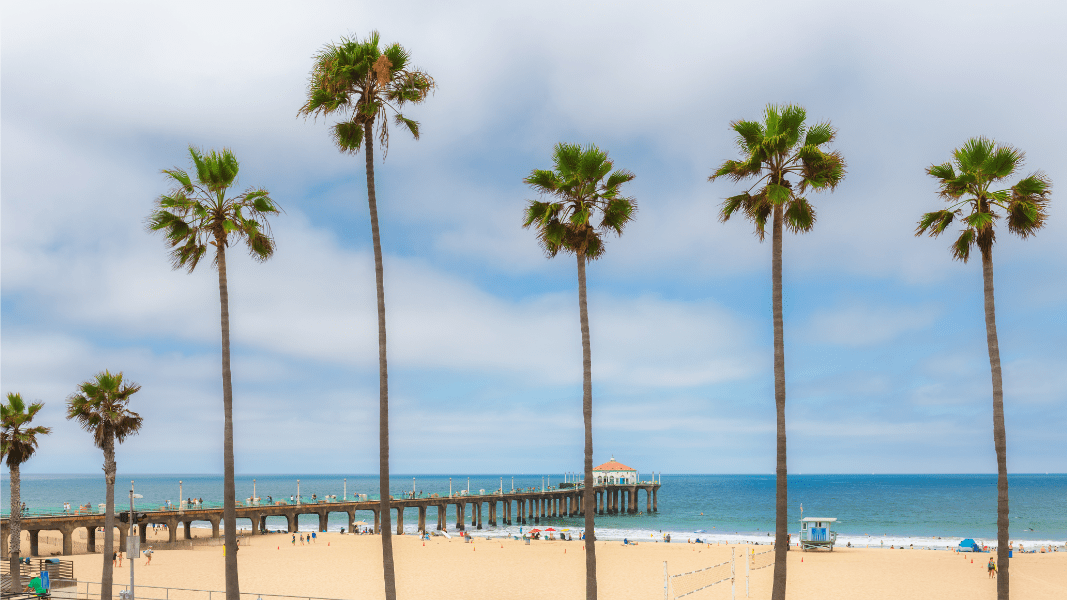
left=129, top=481, right=143, bottom=600
left=467, top=477, right=470, bottom=495
left=344, top=478, right=347, bottom=501
left=253, top=479, right=257, bottom=504
left=500, top=477, right=503, bottom=496
left=449, top=477, right=452, bottom=498
left=297, top=479, right=301, bottom=505
left=511, top=476, right=514, bottom=492
left=413, top=477, right=416, bottom=498
left=179, top=480, right=183, bottom=513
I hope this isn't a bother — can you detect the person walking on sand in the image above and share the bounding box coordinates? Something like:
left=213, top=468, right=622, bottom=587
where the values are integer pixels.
left=988, top=558, right=996, bottom=578
left=291, top=533, right=296, bottom=546
left=144, top=547, right=153, bottom=566
left=312, top=531, right=316, bottom=543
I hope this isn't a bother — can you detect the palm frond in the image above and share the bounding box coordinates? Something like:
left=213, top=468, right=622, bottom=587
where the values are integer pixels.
left=915, top=209, right=956, bottom=237
left=803, top=122, right=834, bottom=147
left=394, top=113, right=420, bottom=140
left=951, top=228, right=976, bottom=262
left=784, top=197, right=816, bottom=233
left=732, top=119, right=763, bottom=152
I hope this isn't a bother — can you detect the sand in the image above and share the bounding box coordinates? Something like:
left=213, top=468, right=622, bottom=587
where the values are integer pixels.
left=19, top=529, right=1067, bottom=599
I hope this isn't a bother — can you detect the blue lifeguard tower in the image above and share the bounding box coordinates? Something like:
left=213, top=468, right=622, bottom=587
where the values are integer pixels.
left=799, top=517, right=838, bottom=551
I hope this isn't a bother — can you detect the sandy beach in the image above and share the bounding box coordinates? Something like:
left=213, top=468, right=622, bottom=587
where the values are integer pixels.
left=18, top=527, right=1067, bottom=599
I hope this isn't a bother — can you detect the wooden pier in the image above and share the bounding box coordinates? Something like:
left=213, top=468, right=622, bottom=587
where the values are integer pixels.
left=0, top=483, right=659, bottom=557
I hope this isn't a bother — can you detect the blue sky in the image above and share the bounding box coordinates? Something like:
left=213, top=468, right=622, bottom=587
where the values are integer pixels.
left=2, top=0, right=1064, bottom=476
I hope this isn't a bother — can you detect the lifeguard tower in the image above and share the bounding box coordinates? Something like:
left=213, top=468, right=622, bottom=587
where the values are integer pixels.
left=799, top=517, right=837, bottom=551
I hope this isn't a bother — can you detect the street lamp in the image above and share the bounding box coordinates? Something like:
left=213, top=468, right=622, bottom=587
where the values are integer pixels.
left=297, top=479, right=301, bottom=505
left=253, top=479, right=257, bottom=504
left=128, top=481, right=143, bottom=599
left=179, top=480, right=183, bottom=513
left=344, top=478, right=347, bottom=501
left=449, top=477, right=452, bottom=498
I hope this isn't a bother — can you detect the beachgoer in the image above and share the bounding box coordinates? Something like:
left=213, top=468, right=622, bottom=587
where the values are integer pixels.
left=987, top=558, right=996, bottom=578
left=291, top=534, right=296, bottom=546
left=25, top=574, right=47, bottom=598
left=300, top=533, right=305, bottom=545
left=144, top=547, right=153, bottom=566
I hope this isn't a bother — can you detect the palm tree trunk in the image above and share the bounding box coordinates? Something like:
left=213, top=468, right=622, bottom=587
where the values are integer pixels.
left=102, top=436, right=116, bottom=600
left=981, top=248, right=1010, bottom=600
left=8, top=463, right=22, bottom=590
left=215, top=237, right=241, bottom=600
left=365, top=122, right=396, bottom=600
left=576, top=252, right=598, bottom=600
left=770, top=204, right=788, bottom=600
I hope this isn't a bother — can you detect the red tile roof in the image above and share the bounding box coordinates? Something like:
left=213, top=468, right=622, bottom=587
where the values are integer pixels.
left=593, top=459, right=636, bottom=471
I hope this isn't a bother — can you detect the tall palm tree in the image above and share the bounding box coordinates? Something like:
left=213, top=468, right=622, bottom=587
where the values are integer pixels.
left=916, top=137, right=1051, bottom=600
left=299, top=31, right=434, bottom=600
left=66, top=371, right=141, bottom=600
left=2, top=393, right=52, bottom=589
left=147, top=146, right=280, bottom=600
left=523, top=142, right=636, bottom=600
left=709, top=104, right=845, bottom=600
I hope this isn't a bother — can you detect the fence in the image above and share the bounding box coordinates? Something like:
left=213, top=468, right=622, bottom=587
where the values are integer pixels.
left=665, top=547, right=777, bottom=599
left=31, top=581, right=351, bottom=600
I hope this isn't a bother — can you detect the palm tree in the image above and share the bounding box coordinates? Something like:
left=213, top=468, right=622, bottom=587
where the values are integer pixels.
left=709, top=104, right=845, bottom=600
left=66, top=371, right=141, bottom=600
left=523, top=142, right=636, bottom=600
left=2, top=393, right=52, bottom=589
left=147, top=146, right=280, bottom=600
left=299, top=31, right=434, bottom=600
left=916, top=137, right=1051, bottom=600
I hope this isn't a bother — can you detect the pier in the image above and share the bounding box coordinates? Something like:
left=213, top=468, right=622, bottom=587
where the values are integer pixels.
left=0, top=482, right=659, bottom=557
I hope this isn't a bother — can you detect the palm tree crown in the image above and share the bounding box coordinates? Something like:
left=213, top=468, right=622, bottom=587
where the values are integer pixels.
left=147, top=146, right=279, bottom=269
left=2, top=393, right=52, bottom=469
left=523, top=143, right=637, bottom=257
left=298, top=30, right=435, bottom=155
left=66, top=371, right=143, bottom=445
left=916, top=136, right=1051, bottom=258
left=710, top=104, right=845, bottom=235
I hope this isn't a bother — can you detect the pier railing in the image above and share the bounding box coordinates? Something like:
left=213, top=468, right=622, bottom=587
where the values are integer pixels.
left=0, top=488, right=565, bottom=518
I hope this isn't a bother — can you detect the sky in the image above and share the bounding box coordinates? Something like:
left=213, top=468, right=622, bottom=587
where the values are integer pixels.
left=2, top=0, right=1064, bottom=476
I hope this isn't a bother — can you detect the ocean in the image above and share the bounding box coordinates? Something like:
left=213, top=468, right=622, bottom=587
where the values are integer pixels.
left=4, top=473, right=1065, bottom=550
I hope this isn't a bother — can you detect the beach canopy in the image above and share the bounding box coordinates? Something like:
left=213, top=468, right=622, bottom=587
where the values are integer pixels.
left=959, top=539, right=978, bottom=549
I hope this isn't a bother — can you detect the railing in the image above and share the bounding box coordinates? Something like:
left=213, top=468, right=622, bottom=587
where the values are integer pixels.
left=42, top=581, right=351, bottom=600
left=2, top=486, right=622, bottom=520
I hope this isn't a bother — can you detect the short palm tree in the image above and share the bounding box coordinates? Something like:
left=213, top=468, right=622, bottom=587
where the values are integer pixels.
left=299, top=31, right=434, bottom=600
left=67, top=371, right=141, bottom=600
left=2, top=393, right=52, bottom=589
left=147, top=146, right=279, bottom=600
left=523, top=142, right=636, bottom=600
left=916, top=136, right=1051, bottom=600
left=709, top=104, right=845, bottom=600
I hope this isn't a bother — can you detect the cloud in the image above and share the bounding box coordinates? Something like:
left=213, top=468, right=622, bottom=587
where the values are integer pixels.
left=800, top=303, right=941, bottom=347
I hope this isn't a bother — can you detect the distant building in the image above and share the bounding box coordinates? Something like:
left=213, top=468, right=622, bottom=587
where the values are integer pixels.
left=593, top=456, right=638, bottom=485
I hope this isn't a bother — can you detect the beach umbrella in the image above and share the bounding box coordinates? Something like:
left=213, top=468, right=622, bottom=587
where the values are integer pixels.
left=529, top=529, right=541, bottom=533
left=353, top=521, right=369, bottom=526
left=545, top=527, right=556, bottom=531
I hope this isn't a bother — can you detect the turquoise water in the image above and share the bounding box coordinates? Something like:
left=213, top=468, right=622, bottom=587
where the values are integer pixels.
left=5, top=473, right=1065, bottom=548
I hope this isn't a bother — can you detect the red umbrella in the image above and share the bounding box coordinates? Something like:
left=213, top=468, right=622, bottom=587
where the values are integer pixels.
left=545, top=527, right=556, bottom=531
left=529, top=529, right=541, bottom=533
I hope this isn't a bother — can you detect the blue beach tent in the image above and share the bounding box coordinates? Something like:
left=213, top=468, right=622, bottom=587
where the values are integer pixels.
left=959, top=539, right=980, bottom=552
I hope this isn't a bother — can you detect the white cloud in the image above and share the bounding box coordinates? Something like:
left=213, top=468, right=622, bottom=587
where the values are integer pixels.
left=800, top=303, right=941, bottom=347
